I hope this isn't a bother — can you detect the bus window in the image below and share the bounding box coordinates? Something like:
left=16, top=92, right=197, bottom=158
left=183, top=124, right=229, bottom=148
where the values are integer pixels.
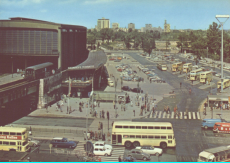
left=22, top=132, right=25, bottom=135
left=3, top=141, right=9, bottom=145
left=130, top=126, right=135, bottom=129
left=148, top=136, right=154, bottom=139
left=161, top=127, right=166, bottom=129
left=115, top=126, right=122, bottom=128
left=168, top=135, right=172, bottom=139
left=155, top=127, right=160, bottom=129
left=167, top=127, right=172, bottom=130
left=123, top=126, right=129, bottom=128
left=0, top=141, right=2, bottom=144
left=136, top=126, right=141, bottom=129
left=10, top=132, right=16, bottom=135
left=148, top=126, right=154, bottom=129
left=0, top=132, right=2, bottom=134
left=22, top=141, right=28, bottom=146
left=161, top=136, right=167, bottom=139
left=17, top=133, right=22, bottom=136
left=142, top=135, right=147, bottom=139
left=142, top=126, right=147, bottom=129
left=155, top=136, right=160, bottom=139
left=136, top=135, right=141, bottom=138
left=10, top=142, right=16, bottom=145
left=130, top=135, right=135, bottom=138
left=123, top=135, right=129, bottom=138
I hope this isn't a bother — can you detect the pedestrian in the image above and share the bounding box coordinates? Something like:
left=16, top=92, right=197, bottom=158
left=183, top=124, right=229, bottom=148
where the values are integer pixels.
left=100, top=111, right=101, bottom=118
left=142, top=96, right=144, bottom=102
left=102, top=110, right=105, bottom=118
left=180, top=82, right=182, bottom=88
left=98, top=122, right=101, bottom=130
left=98, top=101, right=100, bottom=107
left=133, top=110, right=135, bottom=116
left=112, top=121, right=114, bottom=127
left=107, top=111, right=109, bottom=119
left=69, top=106, right=71, bottom=114
left=67, top=106, right=69, bottom=114
left=64, top=94, right=67, bottom=103
left=118, top=156, right=122, bottom=162
left=166, top=106, right=171, bottom=114
left=113, top=100, right=115, bottom=109
left=192, top=80, right=193, bottom=85
left=163, top=106, right=167, bottom=113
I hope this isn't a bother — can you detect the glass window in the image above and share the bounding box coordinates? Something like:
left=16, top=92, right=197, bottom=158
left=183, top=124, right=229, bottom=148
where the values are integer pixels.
left=95, top=149, right=98, bottom=151
left=161, top=136, right=167, bottom=139
left=167, top=127, right=172, bottom=129
left=130, top=135, right=135, bottom=138
left=168, top=140, right=172, bottom=144
left=168, top=135, right=172, bottom=139
left=3, top=132, right=9, bottom=135
left=142, top=135, right=147, bottom=139
left=136, top=135, right=141, bottom=138
left=130, top=126, right=135, bottom=129
left=136, top=126, right=141, bottom=129
left=0, top=141, right=2, bottom=144
left=148, top=136, right=154, bottom=139
left=136, top=151, right=141, bottom=154
left=123, top=135, right=129, bottom=138
left=17, top=133, right=22, bottom=136
left=155, top=136, right=160, bottom=139
left=123, top=126, right=129, bottom=128
left=23, top=141, right=28, bottom=146
left=148, top=126, right=154, bottom=129
left=142, top=126, right=147, bottom=129
left=155, top=127, right=160, bottom=129
left=0, top=132, right=2, bottom=134
left=22, top=132, right=25, bottom=135
left=132, top=151, right=135, bottom=153
left=10, top=142, right=16, bottom=145
left=115, top=126, right=122, bottom=128
left=161, top=127, right=166, bottom=129
left=10, top=132, right=16, bottom=135
left=3, top=141, right=9, bottom=145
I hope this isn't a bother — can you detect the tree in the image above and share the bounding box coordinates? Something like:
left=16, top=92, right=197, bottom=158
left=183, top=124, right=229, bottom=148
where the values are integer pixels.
left=87, top=36, right=96, bottom=50
left=143, top=38, right=156, bottom=57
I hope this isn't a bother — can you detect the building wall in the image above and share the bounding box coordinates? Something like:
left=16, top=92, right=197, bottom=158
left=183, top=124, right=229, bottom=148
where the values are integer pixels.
left=128, top=23, right=135, bottom=30
left=97, top=18, right=110, bottom=31
left=112, top=23, right=119, bottom=29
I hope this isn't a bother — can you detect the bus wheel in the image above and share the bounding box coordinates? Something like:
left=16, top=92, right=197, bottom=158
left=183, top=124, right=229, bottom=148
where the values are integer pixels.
left=133, top=141, right=140, bottom=148
left=204, top=126, right=208, bottom=130
left=160, top=142, right=167, bottom=149
left=125, top=141, right=132, bottom=148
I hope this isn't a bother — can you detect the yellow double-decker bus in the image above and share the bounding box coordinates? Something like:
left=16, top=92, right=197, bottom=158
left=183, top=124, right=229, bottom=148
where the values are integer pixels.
left=172, top=62, right=183, bottom=72
left=200, top=71, right=212, bottom=83
left=190, top=68, right=203, bottom=81
left=183, top=63, right=192, bottom=73
left=0, top=127, right=30, bottom=152
left=157, top=63, right=167, bottom=71
left=111, top=121, right=176, bottom=149
left=217, top=79, right=230, bottom=89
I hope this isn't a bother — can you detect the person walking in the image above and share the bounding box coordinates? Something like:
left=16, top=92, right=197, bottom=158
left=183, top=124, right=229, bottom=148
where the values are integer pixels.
left=98, top=122, right=101, bottom=130
left=113, top=100, right=115, bottom=109
left=130, top=100, right=133, bottom=107
left=100, top=111, right=101, bottom=118
left=174, top=105, right=177, bottom=118
left=166, top=106, right=171, bottom=114
left=133, top=110, right=135, bottom=117
left=180, top=82, right=182, bottom=89
left=67, top=106, right=69, bottom=114
left=118, top=156, right=122, bottom=162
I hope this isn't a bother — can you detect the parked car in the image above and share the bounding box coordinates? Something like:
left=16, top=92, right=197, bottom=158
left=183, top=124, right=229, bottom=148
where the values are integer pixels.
left=215, top=73, right=221, bottom=77
left=127, top=149, right=150, bottom=161
left=108, top=81, right=114, bottom=87
left=93, top=141, right=113, bottom=150
left=28, top=138, right=40, bottom=147
left=50, top=137, right=76, bottom=148
left=135, top=146, right=162, bottom=156
left=93, top=147, right=112, bottom=156
left=114, top=59, right=121, bottom=62
left=122, top=86, right=131, bottom=91
left=132, top=88, right=143, bottom=93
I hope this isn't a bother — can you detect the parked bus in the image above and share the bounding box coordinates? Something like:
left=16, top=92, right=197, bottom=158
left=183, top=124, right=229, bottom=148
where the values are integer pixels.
left=217, top=79, right=230, bottom=89
left=183, top=63, right=192, bottom=73
left=213, top=122, right=230, bottom=133
left=198, top=145, right=230, bottom=162
left=190, top=68, right=203, bottom=81
left=157, top=64, right=167, bottom=71
left=0, top=127, right=30, bottom=152
left=200, top=71, right=212, bottom=83
left=172, top=62, right=183, bottom=72
left=111, top=121, right=176, bottom=149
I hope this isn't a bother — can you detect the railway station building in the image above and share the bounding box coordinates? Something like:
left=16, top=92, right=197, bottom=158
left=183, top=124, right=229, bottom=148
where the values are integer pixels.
left=0, top=17, right=88, bottom=73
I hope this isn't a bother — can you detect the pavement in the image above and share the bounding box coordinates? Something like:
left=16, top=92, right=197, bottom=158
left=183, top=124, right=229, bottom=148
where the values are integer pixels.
left=0, top=73, right=24, bottom=85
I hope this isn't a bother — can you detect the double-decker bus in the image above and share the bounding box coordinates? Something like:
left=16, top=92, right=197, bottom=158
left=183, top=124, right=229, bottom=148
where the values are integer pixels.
left=111, top=121, right=176, bottom=149
left=157, top=63, right=167, bottom=71
left=200, top=71, right=212, bottom=83
left=190, top=68, right=203, bottom=81
left=172, top=62, right=183, bottom=72
left=198, top=145, right=230, bottom=162
left=183, top=63, right=192, bottom=73
left=217, top=79, right=230, bottom=89
left=0, top=127, right=30, bottom=152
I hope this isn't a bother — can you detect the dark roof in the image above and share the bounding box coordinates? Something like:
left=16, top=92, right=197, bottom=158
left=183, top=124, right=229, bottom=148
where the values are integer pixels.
left=26, top=62, right=53, bottom=71
left=68, top=51, right=107, bottom=71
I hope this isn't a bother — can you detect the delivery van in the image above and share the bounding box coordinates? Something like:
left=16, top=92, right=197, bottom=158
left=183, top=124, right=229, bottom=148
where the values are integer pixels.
left=201, top=119, right=222, bottom=129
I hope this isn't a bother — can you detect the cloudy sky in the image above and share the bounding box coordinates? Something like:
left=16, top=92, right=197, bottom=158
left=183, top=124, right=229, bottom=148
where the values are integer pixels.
left=0, top=0, right=230, bottom=30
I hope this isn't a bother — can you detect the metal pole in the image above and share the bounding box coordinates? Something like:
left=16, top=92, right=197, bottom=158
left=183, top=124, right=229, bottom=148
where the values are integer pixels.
left=221, top=23, right=224, bottom=92
left=207, top=47, right=208, bottom=59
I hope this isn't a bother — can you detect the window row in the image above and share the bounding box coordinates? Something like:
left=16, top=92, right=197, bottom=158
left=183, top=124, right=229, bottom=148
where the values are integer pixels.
left=0, top=131, right=25, bottom=135
left=123, top=135, right=173, bottom=139
left=115, top=125, right=172, bottom=130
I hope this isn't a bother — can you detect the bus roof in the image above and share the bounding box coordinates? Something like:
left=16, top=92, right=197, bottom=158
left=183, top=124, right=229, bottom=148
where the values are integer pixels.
left=190, top=68, right=203, bottom=73
left=217, top=79, right=230, bottom=83
left=200, top=71, right=212, bottom=75
left=208, top=95, right=229, bottom=102
left=113, top=121, right=172, bottom=126
left=183, top=63, right=192, bottom=66
left=26, top=62, right=53, bottom=71
left=215, top=122, right=230, bottom=126
left=172, top=62, right=182, bottom=65
left=0, top=127, right=27, bottom=132
left=204, top=145, right=230, bottom=154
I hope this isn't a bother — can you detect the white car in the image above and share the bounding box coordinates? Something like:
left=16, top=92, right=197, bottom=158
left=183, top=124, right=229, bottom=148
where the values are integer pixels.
left=108, top=81, right=114, bottom=87
left=215, top=73, right=221, bottom=77
left=93, top=147, right=112, bottom=156
left=136, top=146, right=163, bottom=156
left=93, top=141, right=113, bottom=150
left=28, top=138, right=40, bottom=147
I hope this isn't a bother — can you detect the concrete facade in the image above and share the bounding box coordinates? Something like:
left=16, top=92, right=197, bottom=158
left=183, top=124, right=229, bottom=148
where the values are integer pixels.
left=97, top=17, right=110, bottom=31
left=128, top=23, right=135, bottom=30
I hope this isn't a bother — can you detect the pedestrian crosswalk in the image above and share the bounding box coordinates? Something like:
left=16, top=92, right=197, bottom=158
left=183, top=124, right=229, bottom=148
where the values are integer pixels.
left=100, top=146, right=125, bottom=162
left=74, top=141, right=87, bottom=157
left=146, top=111, right=201, bottom=120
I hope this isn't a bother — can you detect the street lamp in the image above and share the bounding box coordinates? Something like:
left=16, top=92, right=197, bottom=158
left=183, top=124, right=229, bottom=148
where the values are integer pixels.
left=216, top=15, right=229, bottom=92
left=207, top=47, right=208, bottom=59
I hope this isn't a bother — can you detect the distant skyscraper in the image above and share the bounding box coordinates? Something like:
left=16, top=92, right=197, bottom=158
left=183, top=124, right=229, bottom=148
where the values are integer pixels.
left=112, top=23, right=119, bottom=29
left=164, top=20, right=170, bottom=33
left=128, top=23, right=135, bottom=30
left=97, top=17, right=110, bottom=31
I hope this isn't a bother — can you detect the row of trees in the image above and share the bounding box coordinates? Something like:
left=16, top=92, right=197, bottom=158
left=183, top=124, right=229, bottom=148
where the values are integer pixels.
left=176, top=22, right=230, bottom=62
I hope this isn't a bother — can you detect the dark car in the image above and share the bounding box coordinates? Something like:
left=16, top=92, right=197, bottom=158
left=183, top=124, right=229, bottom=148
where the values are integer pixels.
left=132, top=88, right=143, bottom=93
left=50, top=137, right=76, bottom=149
left=133, top=70, right=137, bottom=73
left=122, top=86, right=131, bottom=91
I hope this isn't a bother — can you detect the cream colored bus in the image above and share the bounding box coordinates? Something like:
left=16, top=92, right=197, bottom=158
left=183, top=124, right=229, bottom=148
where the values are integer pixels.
left=157, top=64, right=167, bottom=71
left=200, top=71, right=212, bottom=83
left=190, top=68, right=203, bottom=81
left=217, top=79, right=230, bottom=89
left=0, top=127, right=30, bottom=152
left=183, top=63, right=192, bottom=73
left=172, top=62, right=183, bottom=72
left=111, top=121, right=176, bottom=149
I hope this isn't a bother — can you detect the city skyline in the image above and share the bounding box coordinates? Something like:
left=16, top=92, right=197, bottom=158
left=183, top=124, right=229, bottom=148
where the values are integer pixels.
left=0, top=0, right=230, bottom=30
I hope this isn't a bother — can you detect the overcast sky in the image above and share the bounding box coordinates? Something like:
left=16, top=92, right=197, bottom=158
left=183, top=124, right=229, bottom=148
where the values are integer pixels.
left=0, top=0, right=230, bottom=30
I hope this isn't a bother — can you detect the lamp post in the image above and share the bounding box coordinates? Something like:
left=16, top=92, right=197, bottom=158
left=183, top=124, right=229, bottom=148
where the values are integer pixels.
left=216, top=15, right=229, bottom=92
left=113, top=77, right=118, bottom=118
